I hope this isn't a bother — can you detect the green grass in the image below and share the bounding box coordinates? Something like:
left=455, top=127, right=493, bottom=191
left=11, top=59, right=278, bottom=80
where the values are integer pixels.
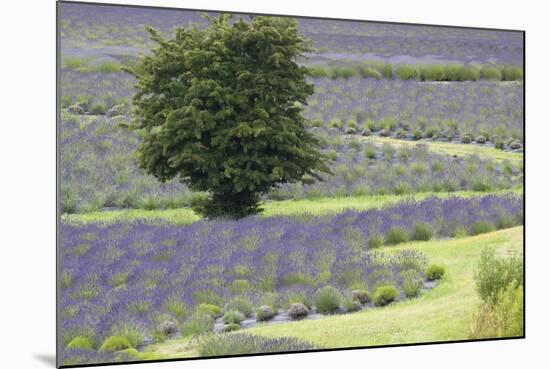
left=138, top=227, right=522, bottom=357
left=366, top=136, right=523, bottom=165
left=61, top=189, right=522, bottom=225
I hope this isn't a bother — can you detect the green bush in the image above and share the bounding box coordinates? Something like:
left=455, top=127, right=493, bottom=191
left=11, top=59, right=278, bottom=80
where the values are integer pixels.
left=90, top=102, right=107, bottom=115
left=350, top=289, right=370, bottom=304
left=501, top=66, right=523, bottom=81
left=222, top=310, right=245, bottom=325
left=223, top=323, right=241, bottom=332
left=425, top=264, right=445, bottom=281
left=401, top=269, right=423, bottom=298
left=410, top=223, right=434, bottom=241
left=229, top=279, right=252, bottom=294
left=192, top=289, right=224, bottom=306
left=66, top=336, right=94, bottom=350
left=309, top=66, right=329, bottom=78
left=368, top=235, right=384, bottom=248
left=373, top=285, right=399, bottom=306
left=196, top=303, right=223, bottom=319
left=470, top=220, right=496, bottom=235
left=225, top=296, right=253, bottom=317
left=420, top=64, right=445, bottom=81
left=474, top=247, right=523, bottom=304
left=314, top=286, right=343, bottom=314
left=343, top=297, right=362, bottom=312
left=255, top=305, right=276, bottom=321
left=385, top=227, right=408, bottom=245
left=395, top=64, right=420, bottom=80
left=480, top=66, right=503, bottom=80
left=99, top=336, right=133, bottom=352
left=181, top=311, right=214, bottom=337
left=457, top=66, right=480, bottom=81
left=469, top=281, right=523, bottom=339
left=364, top=145, right=377, bottom=159
left=443, top=64, right=462, bottom=80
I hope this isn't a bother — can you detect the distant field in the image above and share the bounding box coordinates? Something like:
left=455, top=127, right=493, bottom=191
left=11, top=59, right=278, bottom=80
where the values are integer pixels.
left=61, top=189, right=522, bottom=225
left=140, top=226, right=522, bottom=358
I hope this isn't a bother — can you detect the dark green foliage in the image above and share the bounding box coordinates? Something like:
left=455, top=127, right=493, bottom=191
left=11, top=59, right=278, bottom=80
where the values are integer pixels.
left=351, top=289, right=371, bottom=304
left=368, top=235, right=384, bottom=248
left=372, top=285, right=399, bottom=306
left=181, top=311, right=214, bottom=337
left=222, top=310, right=245, bottom=324
left=470, top=220, right=496, bottom=235
left=126, top=15, right=329, bottom=219
left=480, top=66, right=503, bottom=80
left=410, top=222, right=434, bottom=241
left=255, top=305, right=276, bottom=321
left=395, top=65, right=420, bottom=80
left=425, top=264, right=446, bottom=281
left=474, top=248, right=523, bottom=304
left=385, top=227, right=408, bottom=245
left=314, top=285, right=343, bottom=314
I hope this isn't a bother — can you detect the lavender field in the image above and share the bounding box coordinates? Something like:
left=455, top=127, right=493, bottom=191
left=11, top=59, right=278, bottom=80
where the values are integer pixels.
left=58, top=2, right=524, bottom=367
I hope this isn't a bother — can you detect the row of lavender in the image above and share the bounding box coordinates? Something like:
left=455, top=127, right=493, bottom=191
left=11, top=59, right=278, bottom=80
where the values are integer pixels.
left=59, top=2, right=523, bottom=65
left=60, top=194, right=522, bottom=364
left=61, top=110, right=522, bottom=212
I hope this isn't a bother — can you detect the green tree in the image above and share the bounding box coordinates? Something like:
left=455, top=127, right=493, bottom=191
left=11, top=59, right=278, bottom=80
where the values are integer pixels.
left=125, top=14, right=329, bottom=219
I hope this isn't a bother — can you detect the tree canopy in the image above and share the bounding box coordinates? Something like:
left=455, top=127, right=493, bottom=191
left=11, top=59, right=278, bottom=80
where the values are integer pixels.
left=126, top=14, right=330, bottom=218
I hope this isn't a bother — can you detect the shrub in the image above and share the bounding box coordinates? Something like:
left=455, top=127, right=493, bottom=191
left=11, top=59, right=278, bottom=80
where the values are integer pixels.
left=225, top=296, right=253, bottom=317
left=222, top=310, right=245, bottom=325
left=282, top=290, right=312, bottom=309
left=351, top=289, right=370, bottom=304
left=163, top=297, right=188, bottom=320
left=99, top=336, right=133, bottom=352
left=90, top=102, right=107, bottom=115
left=222, top=323, right=241, bottom=332
left=110, top=323, right=144, bottom=348
left=420, top=64, right=445, bottom=81
left=395, top=64, right=420, bottom=80
left=470, top=220, right=496, bottom=235
left=474, top=247, right=523, bottom=304
left=358, top=66, right=382, bottom=79
left=287, top=303, right=309, bottom=320
left=475, top=135, right=487, bottom=144
left=373, top=285, right=399, bottom=306
left=425, top=264, right=445, bottom=281
left=66, top=336, right=94, bottom=351
left=495, top=139, right=505, bottom=150
left=385, top=227, right=408, bottom=245
left=469, top=281, right=523, bottom=339
left=457, top=66, right=480, bottom=81
left=181, top=311, right=214, bottom=337
left=197, top=334, right=317, bottom=356
left=256, top=305, right=276, bottom=322
left=501, top=66, right=523, bottom=81
left=258, top=292, right=281, bottom=311
left=229, top=279, right=252, bottom=294
left=480, top=66, right=503, bottom=80
left=460, top=135, right=472, bottom=143
left=368, top=235, right=384, bottom=248
left=343, top=298, right=362, bottom=312
left=401, top=269, right=423, bottom=298
left=309, top=66, right=329, bottom=78
left=196, top=303, right=223, bottom=319
left=410, top=223, right=434, bottom=241
left=364, top=145, right=377, bottom=159
left=157, top=320, right=178, bottom=338
left=314, top=286, right=343, bottom=314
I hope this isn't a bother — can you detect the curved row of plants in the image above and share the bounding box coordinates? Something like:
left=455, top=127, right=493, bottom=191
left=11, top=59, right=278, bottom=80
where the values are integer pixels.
left=59, top=194, right=522, bottom=365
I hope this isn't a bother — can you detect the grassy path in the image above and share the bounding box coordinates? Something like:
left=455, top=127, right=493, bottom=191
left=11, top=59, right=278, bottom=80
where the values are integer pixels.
left=62, top=189, right=522, bottom=225
left=366, top=136, right=523, bottom=165
left=138, top=227, right=522, bottom=359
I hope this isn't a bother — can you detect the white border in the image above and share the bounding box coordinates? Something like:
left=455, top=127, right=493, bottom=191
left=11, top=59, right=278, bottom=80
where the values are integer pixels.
left=2, top=1, right=548, bottom=368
